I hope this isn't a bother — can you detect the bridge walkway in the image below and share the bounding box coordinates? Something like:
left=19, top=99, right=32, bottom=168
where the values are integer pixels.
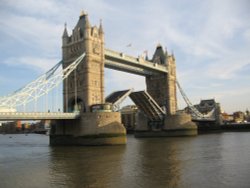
left=0, top=112, right=80, bottom=121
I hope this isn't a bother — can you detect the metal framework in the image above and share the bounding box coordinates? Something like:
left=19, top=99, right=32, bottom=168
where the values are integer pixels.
left=0, top=53, right=86, bottom=110
left=105, top=89, right=134, bottom=111
left=130, top=90, right=165, bottom=121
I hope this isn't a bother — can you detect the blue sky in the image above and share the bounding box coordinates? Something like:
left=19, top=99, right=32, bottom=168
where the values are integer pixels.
left=0, top=0, right=250, bottom=113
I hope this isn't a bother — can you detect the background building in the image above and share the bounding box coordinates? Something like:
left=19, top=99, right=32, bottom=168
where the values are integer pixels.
left=120, top=105, right=138, bottom=133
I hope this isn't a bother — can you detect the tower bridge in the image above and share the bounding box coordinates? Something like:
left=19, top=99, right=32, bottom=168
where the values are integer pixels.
left=0, top=11, right=219, bottom=145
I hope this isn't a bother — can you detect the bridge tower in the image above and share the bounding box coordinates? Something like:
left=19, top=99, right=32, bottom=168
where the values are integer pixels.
left=146, top=45, right=177, bottom=115
left=50, top=12, right=126, bottom=146
left=62, top=11, right=105, bottom=112
left=135, top=45, right=197, bottom=137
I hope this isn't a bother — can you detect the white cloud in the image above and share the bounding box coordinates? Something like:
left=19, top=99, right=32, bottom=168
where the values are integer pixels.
left=3, top=56, right=59, bottom=73
left=105, top=69, right=145, bottom=93
left=244, top=29, right=250, bottom=41
left=0, top=13, right=62, bottom=56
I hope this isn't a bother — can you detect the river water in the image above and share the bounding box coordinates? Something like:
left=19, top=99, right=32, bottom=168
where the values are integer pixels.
left=0, top=133, right=250, bottom=188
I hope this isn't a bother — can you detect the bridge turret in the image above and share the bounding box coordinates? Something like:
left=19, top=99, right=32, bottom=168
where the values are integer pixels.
left=146, top=44, right=177, bottom=115
left=62, top=11, right=105, bottom=113
left=99, top=19, right=104, bottom=42
left=62, top=23, right=69, bottom=45
left=152, top=44, right=167, bottom=65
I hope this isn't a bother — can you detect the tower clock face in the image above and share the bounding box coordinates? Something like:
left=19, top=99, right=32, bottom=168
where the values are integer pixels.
left=93, top=43, right=100, bottom=54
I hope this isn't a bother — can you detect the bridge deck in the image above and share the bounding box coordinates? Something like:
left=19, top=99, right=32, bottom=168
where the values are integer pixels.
left=0, top=112, right=80, bottom=120
left=106, top=89, right=132, bottom=104
left=129, top=91, right=165, bottom=121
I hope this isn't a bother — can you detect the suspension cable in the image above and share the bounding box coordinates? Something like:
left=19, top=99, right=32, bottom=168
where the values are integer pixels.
left=0, top=52, right=85, bottom=111
left=66, top=77, right=68, bottom=112
left=74, top=68, right=77, bottom=112
left=176, top=79, right=203, bottom=118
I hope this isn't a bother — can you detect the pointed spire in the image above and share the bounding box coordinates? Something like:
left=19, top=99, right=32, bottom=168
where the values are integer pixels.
left=99, top=19, right=104, bottom=34
left=78, top=10, right=90, bottom=28
left=145, top=52, right=149, bottom=61
left=62, top=22, right=68, bottom=38
left=171, top=50, right=175, bottom=60
left=164, top=46, right=168, bottom=56
left=85, top=13, right=90, bottom=28
left=156, top=43, right=162, bottom=48
left=79, top=10, right=86, bottom=18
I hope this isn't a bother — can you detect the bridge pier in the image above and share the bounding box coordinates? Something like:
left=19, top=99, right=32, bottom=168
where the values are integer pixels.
left=134, top=112, right=197, bottom=137
left=50, top=112, right=126, bottom=146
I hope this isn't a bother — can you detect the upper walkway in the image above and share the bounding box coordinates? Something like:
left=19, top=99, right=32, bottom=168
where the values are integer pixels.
left=104, top=49, right=168, bottom=76
left=0, top=112, right=80, bottom=121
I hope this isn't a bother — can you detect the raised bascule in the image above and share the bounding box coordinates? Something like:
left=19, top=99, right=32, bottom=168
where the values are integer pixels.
left=1, top=11, right=222, bottom=145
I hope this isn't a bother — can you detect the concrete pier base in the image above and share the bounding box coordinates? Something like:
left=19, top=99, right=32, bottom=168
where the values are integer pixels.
left=50, top=112, right=126, bottom=146
left=135, top=112, right=197, bottom=137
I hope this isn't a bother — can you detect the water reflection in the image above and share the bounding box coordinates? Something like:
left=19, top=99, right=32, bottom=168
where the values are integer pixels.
left=120, top=137, right=182, bottom=188
left=1, top=133, right=250, bottom=188
left=49, top=136, right=184, bottom=188
left=49, top=145, right=126, bottom=187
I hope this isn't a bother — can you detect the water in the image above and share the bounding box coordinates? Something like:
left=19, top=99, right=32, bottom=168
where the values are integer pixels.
left=1, top=133, right=250, bottom=188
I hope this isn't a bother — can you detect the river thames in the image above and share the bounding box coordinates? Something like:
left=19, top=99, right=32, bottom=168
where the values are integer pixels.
left=0, top=133, right=250, bottom=188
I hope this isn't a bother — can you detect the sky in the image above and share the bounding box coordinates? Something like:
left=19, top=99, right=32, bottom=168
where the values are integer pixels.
left=0, top=0, right=250, bottom=114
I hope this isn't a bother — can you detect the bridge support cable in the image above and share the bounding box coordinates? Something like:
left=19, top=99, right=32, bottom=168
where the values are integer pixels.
left=66, top=77, right=68, bottom=112
left=74, top=68, right=77, bottom=112
left=0, top=53, right=86, bottom=110
left=176, top=80, right=216, bottom=121
left=176, top=80, right=204, bottom=118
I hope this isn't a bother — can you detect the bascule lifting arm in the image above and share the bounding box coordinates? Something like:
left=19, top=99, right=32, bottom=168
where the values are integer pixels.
left=0, top=53, right=86, bottom=109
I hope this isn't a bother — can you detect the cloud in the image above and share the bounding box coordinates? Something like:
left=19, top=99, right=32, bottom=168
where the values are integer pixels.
left=244, top=29, right=250, bottom=41
left=3, top=56, right=59, bottom=73
left=0, top=13, right=62, bottom=56
left=105, top=69, right=145, bottom=93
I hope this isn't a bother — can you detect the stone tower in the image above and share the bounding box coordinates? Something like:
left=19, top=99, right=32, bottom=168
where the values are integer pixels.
left=62, top=11, right=105, bottom=112
left=146, top=45, right=177, bottom=115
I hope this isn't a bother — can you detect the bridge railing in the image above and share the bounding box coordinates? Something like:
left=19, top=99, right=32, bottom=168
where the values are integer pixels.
left=0, top=112, right=80, bottom=120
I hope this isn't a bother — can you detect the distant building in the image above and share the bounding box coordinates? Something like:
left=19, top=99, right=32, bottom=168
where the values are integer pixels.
left=233, top=111, right=244, bottom=123
left=0, top=121, right=16, bottom=133
left=195, top=99, right=219, bottom=114
left=221, top=112, right=234, bottom=123
left=120, top=105, right=138, bottom=132
left=245, top=109, right=250, bottom=122
left=185, top=99, right=221, bottom=121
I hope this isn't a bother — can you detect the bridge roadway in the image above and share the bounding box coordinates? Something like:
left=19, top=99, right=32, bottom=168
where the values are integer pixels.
left=104, top=49, right=168, bottom=76
left=0, top=112, right=80, bottom=121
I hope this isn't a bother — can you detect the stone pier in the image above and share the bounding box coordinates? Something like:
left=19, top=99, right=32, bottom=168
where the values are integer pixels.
left=134, top=112, right=197, bottom=137
left=50, top=112, right=126, bottom=145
